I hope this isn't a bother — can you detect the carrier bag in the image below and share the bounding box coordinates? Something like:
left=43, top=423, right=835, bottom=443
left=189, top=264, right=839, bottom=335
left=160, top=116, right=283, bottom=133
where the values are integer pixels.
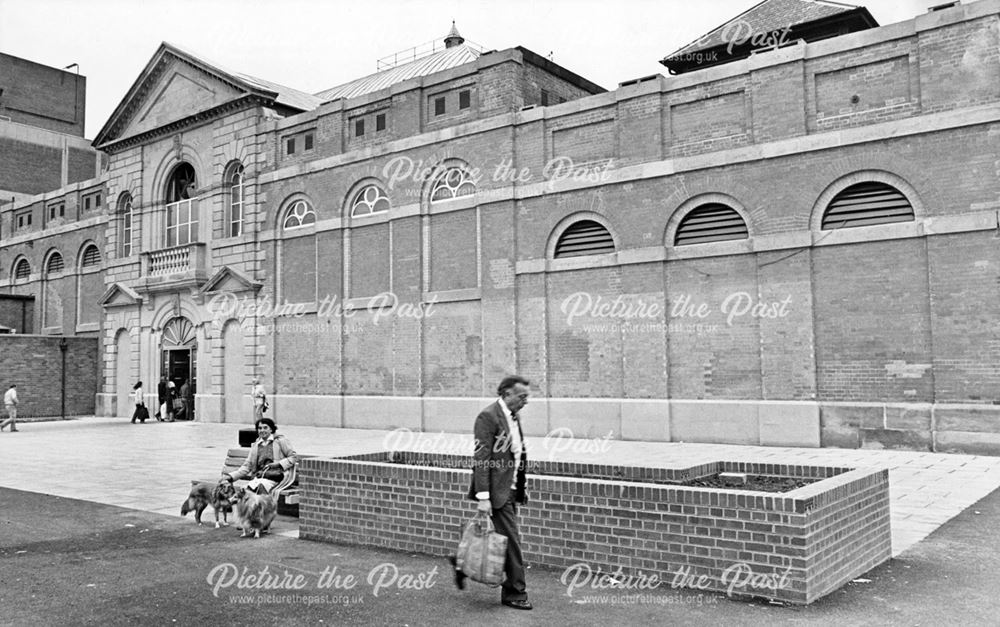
left=455, top=512, right=507, bottom=586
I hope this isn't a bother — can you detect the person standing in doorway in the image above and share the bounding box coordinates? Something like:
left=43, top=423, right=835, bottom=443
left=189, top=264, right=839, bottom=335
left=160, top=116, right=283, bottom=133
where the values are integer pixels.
left=166, top=380, right=177, bottom=422
left=156, top=376, right=168, bottom=421
left=252, top=378, right=267, bottom=421
left=178, top=378, right=190, bottom=420
left=1, top=384, right=18, bottom=432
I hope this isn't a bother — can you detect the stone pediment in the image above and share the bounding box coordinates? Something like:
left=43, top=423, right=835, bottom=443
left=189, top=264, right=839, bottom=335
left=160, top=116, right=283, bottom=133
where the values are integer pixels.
left=100, top=283, right=143, bottom=308
left=94, top=43, right=275, bottom=149
left=200, top=266, right=262, bottom=295
left=124, top=60, right=243, bottom=139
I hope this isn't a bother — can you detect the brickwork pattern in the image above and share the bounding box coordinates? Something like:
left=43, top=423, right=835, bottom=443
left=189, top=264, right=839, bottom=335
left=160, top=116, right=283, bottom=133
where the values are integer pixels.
left=0, top=335, right=98, bottom=416
left=0, top=139, right=62, bottom=195
left=299, top=453, right=890, bottom=604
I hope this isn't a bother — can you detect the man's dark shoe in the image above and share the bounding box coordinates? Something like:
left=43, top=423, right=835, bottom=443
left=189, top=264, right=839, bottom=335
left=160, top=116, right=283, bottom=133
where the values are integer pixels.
left=447, top=556, right=466, bottom=590
left=502, top=599, right=532, bottom=610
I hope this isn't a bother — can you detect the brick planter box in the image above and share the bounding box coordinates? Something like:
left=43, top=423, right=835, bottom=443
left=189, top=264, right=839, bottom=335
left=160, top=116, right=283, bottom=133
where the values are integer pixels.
left=299, top=452, right=891, bottom=604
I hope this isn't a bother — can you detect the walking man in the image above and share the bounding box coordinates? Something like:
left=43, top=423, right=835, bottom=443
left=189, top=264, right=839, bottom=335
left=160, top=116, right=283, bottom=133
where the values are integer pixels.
left=1, top=384, right=19, bottom=432
left=463, top=375, right=532, bottom=610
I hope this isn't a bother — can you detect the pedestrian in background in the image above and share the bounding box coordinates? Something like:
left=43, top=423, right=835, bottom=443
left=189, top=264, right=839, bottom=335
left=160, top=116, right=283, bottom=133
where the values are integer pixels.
left=1, top=384, right=19, bottom=432
left=252, top=377, right=267, bottom=421
left=130, top=380, right=147, bottom=424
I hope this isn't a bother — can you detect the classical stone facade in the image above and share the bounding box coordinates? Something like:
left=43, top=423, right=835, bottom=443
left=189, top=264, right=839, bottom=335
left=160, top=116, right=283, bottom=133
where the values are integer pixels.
left=2, top=1, right=1000, bottom=451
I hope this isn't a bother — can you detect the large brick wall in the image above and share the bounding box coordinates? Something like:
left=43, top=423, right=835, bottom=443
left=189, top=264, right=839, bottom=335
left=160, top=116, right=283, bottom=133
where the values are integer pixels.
left=6, top=1, right=998, bottom=453
left=0, top=335, right=98, bottom=417
left=0, top=139, right=62, bottom=195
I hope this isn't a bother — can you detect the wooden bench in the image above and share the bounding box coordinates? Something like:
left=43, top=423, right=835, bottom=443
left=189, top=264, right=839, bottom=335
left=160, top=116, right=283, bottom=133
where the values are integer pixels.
left=196, top=447, right=301, bottom=517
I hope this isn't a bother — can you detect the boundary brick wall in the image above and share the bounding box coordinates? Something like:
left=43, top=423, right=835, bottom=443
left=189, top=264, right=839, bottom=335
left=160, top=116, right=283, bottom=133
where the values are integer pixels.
left=0, top=335, right=98, bottom=417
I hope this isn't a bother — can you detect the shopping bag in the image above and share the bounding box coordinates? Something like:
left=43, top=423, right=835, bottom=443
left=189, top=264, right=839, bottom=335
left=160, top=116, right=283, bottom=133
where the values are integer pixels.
left=455, top=512, right=507, bottom=586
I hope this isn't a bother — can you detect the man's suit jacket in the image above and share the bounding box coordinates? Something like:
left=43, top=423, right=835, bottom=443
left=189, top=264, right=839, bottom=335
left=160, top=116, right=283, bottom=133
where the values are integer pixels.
left=468, top=399, right=528, bottom=509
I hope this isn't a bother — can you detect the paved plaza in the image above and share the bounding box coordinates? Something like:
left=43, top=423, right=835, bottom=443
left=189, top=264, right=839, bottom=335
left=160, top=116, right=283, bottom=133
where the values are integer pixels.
left=4, top=417, right=1000, bottom=556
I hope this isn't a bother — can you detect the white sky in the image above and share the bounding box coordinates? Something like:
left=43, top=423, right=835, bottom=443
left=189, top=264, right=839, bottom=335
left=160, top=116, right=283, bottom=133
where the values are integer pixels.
left=1, top=0, right=934, bottom=139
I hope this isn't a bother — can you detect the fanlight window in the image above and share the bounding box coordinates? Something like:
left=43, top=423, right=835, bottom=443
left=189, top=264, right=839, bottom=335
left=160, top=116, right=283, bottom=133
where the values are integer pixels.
left=430, top=167, right=475, bottom=202
left=166, top=163, right=197, bottom=202
left=46, top=253, right=64, bottom=276
left=283, top=200, right=316, bottom=230
left=14, top=258, right=31, bottom=281
left=81, top=244, right=102, bottom=268
left=350, top=185, right=390, bottom=218
left=822, top=182, right=915, bottom=230
left=554, top=220, right=616, bottom=259
left=162, top=317, right=196, bottom=347
left=674, top=203, right=749, bottom=246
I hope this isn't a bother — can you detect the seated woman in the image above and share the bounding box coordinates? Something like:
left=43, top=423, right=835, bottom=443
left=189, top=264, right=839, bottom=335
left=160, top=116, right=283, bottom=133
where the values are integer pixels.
left=221, top=418, right=298, bottom=494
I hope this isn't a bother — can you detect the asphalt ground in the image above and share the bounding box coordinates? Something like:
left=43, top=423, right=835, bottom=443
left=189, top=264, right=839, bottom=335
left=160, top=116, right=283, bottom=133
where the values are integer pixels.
left=2, top=484, right=999, bottom=627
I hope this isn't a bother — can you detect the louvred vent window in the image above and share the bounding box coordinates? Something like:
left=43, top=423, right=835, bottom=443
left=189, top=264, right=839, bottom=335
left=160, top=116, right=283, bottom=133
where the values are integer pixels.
left=675, top=204, right=748, bottom=246
left=822, top=182, right=914, bottom=230
left=554, top=220, right=615, bottom=258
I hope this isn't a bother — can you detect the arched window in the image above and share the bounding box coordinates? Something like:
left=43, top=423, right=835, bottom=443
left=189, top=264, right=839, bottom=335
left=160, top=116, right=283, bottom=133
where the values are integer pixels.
left=78, top=244, right=102, bottom=326
left=554, top=219, right=616, bottom=258
left=350, top=185, right=390, bottom=218
left=279, top=198, right=317, bottom=303
left=46, top=252, right=64, bottom=277
left=165, top=163, right=198, bottom=247
left=282, top=199, right=316, bottom=230
left=81, top=244, right=102, bottom=269
left=118, top=193, right=134, bottom=257
left=430, top=167, right=475, bottom=202
left=227, top=163, right=245, bottom=237
left=821, top=182, right=915, bottom=230
left=43, top=252, right=65, bottom=329
left=13, top=258, right=31, bottom=282
left=674, top=203, right=749, bottom=246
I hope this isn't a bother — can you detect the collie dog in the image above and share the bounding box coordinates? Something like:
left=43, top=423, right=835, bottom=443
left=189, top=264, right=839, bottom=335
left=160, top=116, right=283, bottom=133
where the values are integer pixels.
left=232, top=487, right=277, bottom=538
left=180, top=481, right=236, bottom=528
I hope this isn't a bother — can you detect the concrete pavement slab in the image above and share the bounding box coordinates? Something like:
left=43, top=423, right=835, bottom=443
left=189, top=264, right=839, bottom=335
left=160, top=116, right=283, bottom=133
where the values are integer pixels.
left=4, top=417, right=1000, bottom=557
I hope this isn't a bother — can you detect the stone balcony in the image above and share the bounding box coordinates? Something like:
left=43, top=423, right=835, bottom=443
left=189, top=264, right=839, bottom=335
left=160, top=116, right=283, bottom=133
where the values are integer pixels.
left=137, top=242, right=209, bottom=293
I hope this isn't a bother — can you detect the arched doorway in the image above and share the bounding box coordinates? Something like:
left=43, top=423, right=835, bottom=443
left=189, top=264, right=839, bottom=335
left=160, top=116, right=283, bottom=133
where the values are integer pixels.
left=161, top=316, right=197, bottom=420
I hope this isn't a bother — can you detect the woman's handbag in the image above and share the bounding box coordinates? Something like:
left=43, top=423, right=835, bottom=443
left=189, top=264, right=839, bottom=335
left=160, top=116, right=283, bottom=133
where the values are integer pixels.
left=256, top=467, right=284, bottom=481
left=455, top=512, right=508, bottom=586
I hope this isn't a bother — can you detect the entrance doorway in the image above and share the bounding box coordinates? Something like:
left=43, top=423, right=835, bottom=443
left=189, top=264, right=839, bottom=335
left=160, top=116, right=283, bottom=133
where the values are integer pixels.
left=161, top=317, right=197, bottom=421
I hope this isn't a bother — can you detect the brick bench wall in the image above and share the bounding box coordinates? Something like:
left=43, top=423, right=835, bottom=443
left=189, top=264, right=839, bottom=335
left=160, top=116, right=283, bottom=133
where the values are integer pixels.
left=299, top=453, right=890, bottom=604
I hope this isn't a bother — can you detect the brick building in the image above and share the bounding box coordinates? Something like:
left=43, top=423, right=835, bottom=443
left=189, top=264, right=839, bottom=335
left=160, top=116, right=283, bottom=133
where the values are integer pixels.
left=2, top=1, right=999, bottom=452
left=0, top=52, right=105, bottom=334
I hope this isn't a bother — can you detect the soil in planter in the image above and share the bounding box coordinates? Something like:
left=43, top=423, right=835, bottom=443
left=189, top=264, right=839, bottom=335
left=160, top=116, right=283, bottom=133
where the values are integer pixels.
left=681, top=474, right=818, bottom=492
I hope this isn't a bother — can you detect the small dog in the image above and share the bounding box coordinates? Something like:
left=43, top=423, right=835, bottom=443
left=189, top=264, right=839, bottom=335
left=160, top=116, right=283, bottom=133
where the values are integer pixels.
left=231, top=487, right=277, bottom=538
left=180, top=481, right=235, bottom=528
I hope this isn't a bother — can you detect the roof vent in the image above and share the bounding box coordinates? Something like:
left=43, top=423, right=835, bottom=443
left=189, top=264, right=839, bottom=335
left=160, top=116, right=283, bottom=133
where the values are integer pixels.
left=618, top=74, right=659, bottom=88
left=444, top=21, right=465, bottom=48
left=928, top=1, right=959, bottom=12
